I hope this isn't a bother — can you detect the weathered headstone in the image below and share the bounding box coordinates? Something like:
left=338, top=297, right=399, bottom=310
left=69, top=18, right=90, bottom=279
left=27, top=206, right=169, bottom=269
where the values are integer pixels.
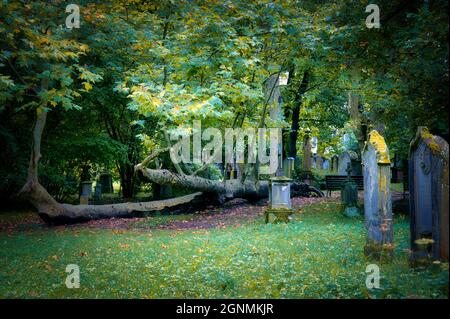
left=265, top=176, right=293, bottom=223
left=80, top=181, right=92, bottom=205
left=341, top=163, right=360, bottom=217
left=409, top=127, right=449, bottom=261
left=316, top=156, right=324, bottom=170
left=323, top=159, right=330, bottom=171
left=99, top=173, right=113, bottom=193
left=362, top=130, right=393, bottom=258
left=331, top=155, right=339, bottom=172
left=391, top=154, right=405, bottom=183
left=283, top=157, right=295, bottom=178
left=338, top=151, right=361, bottom=175
left=338, top=152, right=351, bottom=175
left=94, top=183, right=102, bottom=202
left=302, top=133, right=312, bottom=185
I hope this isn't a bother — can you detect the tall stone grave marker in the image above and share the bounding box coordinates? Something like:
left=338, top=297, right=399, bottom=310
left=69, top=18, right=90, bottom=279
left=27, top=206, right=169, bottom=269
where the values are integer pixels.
left=409, top=127, right=449, bottom=261
left=341, top=163, right=360, bottom=217
left=301, top=133, right=313, bottom=184
left=100, top=173, right=113, bottom=194
left=362, top=130, right=393, bottom=258
left=331, top=155, right=339, bottom=172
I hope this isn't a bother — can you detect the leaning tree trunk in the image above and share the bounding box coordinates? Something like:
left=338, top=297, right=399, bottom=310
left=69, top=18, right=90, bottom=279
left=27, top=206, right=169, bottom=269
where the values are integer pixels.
left=16, top=79, right=216, bottom=223
left=19, top=105, right=67, bottom=218
left=19, top=79, right=322, bottom=224
left=17, top=104, right=263, bottom=223
left=17, top=107, right=213, bottom=223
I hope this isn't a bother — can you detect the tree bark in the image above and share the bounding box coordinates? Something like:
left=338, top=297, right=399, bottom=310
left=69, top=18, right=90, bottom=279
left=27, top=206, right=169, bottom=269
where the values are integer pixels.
left=289, top=70, right=309, bottom=158
left=347, top=92, right=368, bottom=154
left=46, top=192, right=206, bottom=224
left=135, top=165, right=324, bottom=202
left=119, top=160, right=135, bottom=199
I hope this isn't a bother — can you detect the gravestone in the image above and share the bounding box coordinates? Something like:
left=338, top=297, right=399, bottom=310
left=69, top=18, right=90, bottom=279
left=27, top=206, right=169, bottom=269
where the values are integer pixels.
left=265, top=176, right=293, bottom=223
left=362, top=130, right=393, bottom=258
left=94, top=183, right=102, bottom=202
left=341, top=163, right=360, bottom=217
left=338, top=151, right=361, bottom=175
left=331, top=155, right=339, bottom=172
left=283, top=157, right=295, bottom=178
left=323, top=159, right=330, bottom=171
left=409, top=127, right=449, bottom=261
left=391, top=154, right=405, bottom=183
left=99, top=173, right=113, bottom=193
left=80, top=181, right=92, bottom=205
left=338, top=152, right=351, bottom=174
left=316, top=156, right=324, bottom=170
left=302, top=133, right=312, bottom=182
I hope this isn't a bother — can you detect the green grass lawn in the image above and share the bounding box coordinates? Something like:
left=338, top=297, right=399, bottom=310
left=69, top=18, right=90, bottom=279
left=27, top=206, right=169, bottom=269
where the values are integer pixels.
left=0, top=201, right=448, bottom=299
left=391, top=183, right=405, bottom=193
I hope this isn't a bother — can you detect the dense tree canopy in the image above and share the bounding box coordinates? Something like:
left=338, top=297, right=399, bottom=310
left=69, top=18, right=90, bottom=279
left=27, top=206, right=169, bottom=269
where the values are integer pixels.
left=0, top=0, right=448, bottom=206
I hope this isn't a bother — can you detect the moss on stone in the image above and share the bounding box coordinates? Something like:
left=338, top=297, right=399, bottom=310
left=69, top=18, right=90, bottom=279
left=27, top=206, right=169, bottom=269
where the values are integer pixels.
left=420, top=127, right=444, bottom=155
left=367, top=130, right=390, bottom=164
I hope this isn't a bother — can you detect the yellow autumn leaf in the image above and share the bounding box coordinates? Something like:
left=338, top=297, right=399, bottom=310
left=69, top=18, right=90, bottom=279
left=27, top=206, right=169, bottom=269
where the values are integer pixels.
left=79, top=44, right=89, bottom=52
left=150, top=96, right=162, bottom=106
left=83, top=82, right=93, bottom=91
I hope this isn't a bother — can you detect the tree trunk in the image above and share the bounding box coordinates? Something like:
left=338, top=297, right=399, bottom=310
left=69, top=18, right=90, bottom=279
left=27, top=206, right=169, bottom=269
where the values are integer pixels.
left=46, top=192, right=207, bottom=224
left=288, top=70, right=309, bottom=158
left=18, top=106, right=66, bottom=217
left=135, top=166, right=324, bottom=202
left=18, top=77, right=322, bottom=224
left=119, top=161, right=135, bottom=199
left=348, top=92, right=368, bottom=154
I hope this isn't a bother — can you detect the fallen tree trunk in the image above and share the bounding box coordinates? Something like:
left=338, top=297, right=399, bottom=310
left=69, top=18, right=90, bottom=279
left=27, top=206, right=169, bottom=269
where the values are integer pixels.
left=19, top=87, right=322, bottom=224
left=43, top=192, right=206, bottom=224
left=17, top=108, right=209, bottom=224
left=135, top=165, right=265, bottom=201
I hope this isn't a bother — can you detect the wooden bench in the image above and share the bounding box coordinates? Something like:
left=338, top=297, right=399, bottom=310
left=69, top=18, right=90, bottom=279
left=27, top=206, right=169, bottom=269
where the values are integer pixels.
left=324, top=175, right=364, bottom=196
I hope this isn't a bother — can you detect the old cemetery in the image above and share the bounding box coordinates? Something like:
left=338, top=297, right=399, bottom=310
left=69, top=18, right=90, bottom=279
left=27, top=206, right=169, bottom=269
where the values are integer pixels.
left=1, top=1, right=448, bottom=300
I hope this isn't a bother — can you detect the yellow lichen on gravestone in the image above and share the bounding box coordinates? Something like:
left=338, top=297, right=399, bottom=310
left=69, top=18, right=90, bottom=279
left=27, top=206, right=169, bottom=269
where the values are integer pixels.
left=379, top=170, right=389, bottom=194
left=419, top=127, right=443, bottom=156
left=367, top=130, right=390, bottom=164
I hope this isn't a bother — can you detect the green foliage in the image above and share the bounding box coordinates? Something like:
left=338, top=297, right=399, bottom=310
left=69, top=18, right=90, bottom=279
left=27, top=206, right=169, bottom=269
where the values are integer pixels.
left=0, top=0, right=448, bottom=200
left=310, top=168, right=328, bottom=190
